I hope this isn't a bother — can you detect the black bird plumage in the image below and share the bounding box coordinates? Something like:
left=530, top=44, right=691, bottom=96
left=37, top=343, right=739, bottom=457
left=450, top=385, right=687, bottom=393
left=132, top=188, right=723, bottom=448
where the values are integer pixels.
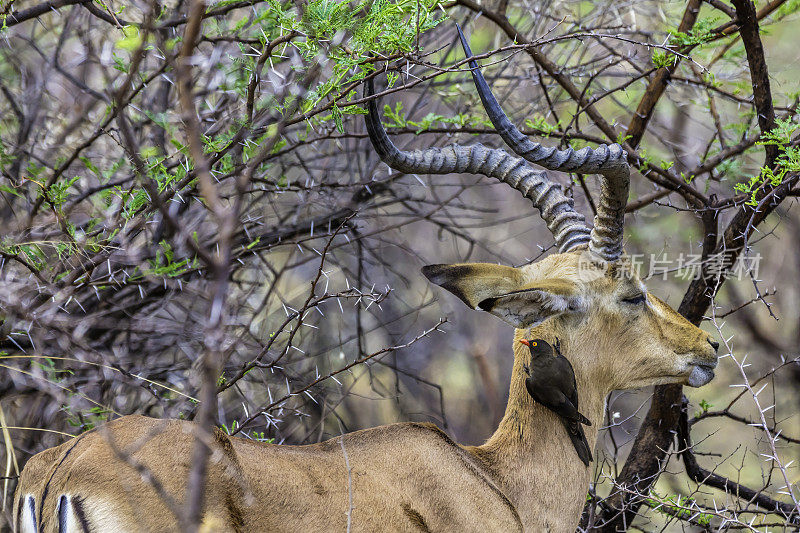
left=520, top=338, right=593, bottom=466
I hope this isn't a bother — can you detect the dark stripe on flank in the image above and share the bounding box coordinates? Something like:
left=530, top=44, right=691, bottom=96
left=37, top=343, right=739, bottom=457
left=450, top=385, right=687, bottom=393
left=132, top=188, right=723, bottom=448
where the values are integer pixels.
left=58, top=495, right=68, bottom=533
left=71, top=495, right=92, bottom=532
left=38, top=432, right=91, bottom=532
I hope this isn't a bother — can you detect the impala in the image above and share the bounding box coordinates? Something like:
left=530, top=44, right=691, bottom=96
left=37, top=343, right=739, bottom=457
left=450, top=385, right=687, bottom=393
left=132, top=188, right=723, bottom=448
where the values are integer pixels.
left=14, top=34, right=718, bottom=533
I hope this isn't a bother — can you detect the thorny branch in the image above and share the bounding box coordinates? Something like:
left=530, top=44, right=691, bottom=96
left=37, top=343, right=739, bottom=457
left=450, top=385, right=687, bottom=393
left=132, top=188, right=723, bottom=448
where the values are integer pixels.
left=1, top=0, right=799, bottom=530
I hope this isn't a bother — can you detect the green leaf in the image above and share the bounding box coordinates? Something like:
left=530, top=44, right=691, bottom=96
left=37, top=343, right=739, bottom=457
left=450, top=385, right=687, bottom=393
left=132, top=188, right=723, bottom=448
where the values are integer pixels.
left=0, top=184, right=22, bottom=198
left=332, top=104, right=344, bottom=133
left=116, top=25, right=142, bottom=52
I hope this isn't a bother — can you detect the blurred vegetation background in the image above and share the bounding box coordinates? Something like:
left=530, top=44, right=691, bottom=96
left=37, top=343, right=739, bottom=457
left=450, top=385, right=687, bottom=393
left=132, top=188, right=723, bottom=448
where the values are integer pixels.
left=1, top=0, right=799, bottom=529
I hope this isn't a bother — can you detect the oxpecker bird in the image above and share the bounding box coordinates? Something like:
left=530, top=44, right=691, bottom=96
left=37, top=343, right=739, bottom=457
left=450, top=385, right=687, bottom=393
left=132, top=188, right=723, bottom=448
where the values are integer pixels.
left=520, top=338, right=593, bottom=466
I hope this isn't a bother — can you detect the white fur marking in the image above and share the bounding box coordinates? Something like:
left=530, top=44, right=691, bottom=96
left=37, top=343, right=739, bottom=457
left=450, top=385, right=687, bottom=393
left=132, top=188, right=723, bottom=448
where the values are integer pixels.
left=20, top=495, right=36, bottom=533
left=651, top=301, right=664, bottom=318
left=489, top=290, right=586, bottom=328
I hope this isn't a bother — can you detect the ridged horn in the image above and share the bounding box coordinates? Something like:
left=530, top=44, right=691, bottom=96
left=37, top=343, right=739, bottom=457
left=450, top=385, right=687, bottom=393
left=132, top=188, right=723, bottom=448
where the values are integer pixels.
left=456, top=24, right=629, bottom=262
left=364, top=76, right=591, bottom=252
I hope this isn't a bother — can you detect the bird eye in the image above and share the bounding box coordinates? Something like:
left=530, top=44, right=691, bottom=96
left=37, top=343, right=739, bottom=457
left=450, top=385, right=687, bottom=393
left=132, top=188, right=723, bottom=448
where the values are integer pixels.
left=622, top=294, right=646, bottom=305
left=531, top=341, right=537, bottom=346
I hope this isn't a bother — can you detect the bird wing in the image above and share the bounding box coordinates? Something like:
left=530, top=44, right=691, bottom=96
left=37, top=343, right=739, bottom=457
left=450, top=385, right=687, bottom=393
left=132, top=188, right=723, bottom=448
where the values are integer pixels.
left=535, top=355, right=580, bottom=408
left=553, top=355, right=580, bottom=408
left=524, top=378, right=589, bottom=425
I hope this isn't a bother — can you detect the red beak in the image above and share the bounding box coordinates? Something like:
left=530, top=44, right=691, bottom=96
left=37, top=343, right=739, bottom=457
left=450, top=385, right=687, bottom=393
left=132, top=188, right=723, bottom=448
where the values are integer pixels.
left=519, top=339, right=530, bottom=347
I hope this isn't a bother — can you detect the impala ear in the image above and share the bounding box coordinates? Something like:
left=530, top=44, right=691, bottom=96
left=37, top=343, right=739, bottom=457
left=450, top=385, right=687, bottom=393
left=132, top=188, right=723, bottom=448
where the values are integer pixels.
left=422, top=263, right=524, bottom=308
left=422, top=264, right=585, bottom=328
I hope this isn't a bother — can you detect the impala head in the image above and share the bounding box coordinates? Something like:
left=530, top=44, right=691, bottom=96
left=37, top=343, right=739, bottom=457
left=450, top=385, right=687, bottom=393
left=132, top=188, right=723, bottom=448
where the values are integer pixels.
left=421, top=252, right=718, bottom=391
left=364, top=26, right=718, bottom=392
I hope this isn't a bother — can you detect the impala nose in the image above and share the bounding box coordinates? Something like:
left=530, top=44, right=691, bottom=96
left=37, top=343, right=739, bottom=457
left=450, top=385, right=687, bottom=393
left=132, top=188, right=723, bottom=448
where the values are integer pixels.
left=708, top=339, right=720, bottom=353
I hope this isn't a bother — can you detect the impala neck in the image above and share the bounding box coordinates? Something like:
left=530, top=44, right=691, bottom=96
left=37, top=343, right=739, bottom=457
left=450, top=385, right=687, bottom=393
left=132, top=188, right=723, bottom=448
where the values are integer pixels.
left=472, top=329, right=608, bottom=531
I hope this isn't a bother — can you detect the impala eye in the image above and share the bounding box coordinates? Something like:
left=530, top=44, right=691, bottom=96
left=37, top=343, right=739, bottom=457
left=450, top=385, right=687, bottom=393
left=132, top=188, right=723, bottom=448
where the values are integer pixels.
left=622, top=294, right=646, bottom=305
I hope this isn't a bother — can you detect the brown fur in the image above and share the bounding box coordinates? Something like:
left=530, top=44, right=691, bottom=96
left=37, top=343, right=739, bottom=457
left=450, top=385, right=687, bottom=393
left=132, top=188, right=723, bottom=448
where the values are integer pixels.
left=14, top=251, right=717, bottom=532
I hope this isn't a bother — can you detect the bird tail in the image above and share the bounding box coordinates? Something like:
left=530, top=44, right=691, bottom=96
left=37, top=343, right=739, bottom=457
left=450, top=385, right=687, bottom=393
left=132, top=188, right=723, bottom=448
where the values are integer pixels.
left=562, top=419, right=593, bottom=467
